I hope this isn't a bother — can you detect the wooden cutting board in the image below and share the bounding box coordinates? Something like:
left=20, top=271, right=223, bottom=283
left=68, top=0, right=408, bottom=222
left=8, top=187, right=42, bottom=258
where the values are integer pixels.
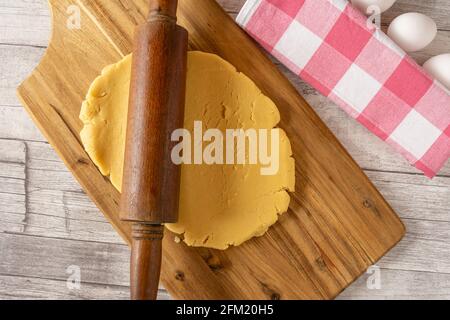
left=17, top=0, right=405, bottom=300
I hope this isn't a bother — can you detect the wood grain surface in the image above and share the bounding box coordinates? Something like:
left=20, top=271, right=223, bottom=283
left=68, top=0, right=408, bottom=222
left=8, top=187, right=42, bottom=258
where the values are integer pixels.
left=0, top=0, right=449, bottom=300
left=14, top=0, right=406, bottom=300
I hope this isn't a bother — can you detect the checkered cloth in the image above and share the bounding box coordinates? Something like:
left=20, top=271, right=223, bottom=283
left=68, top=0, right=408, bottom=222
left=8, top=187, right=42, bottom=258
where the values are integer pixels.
left=236, top=0, right=450, bottom=178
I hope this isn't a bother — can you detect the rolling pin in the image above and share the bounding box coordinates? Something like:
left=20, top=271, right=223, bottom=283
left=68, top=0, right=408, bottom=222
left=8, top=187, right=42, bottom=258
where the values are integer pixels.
left=119, top=0, right=188, bottom=300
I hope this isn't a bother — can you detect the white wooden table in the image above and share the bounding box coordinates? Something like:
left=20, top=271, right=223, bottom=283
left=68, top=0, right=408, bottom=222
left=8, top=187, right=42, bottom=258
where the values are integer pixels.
left=0, top=0, right=449, bottom=300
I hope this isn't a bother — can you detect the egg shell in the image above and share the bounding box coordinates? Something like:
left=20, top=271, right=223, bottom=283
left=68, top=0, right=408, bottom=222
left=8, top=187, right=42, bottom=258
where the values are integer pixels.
left=388, top=13, right=437, bottom=52
left=424, top=54, right=450, bottom=90
left=351, top=0, right=396, bottom=15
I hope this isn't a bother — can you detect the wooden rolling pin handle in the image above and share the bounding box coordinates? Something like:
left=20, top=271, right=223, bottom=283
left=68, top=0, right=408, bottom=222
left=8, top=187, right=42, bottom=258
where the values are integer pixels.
left=148, top=0, right=178, bottom=19
left=130, top=224, right=164, bottom=300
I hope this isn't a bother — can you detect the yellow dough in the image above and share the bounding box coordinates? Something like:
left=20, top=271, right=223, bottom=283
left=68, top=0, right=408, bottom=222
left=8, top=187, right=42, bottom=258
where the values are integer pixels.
left=80, top=51, right=295, bottom=250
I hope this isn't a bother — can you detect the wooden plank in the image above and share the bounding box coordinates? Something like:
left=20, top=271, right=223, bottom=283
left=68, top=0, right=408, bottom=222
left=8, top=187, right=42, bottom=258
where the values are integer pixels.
left=381, top=219, right=450, bottom=274
left=0, top=45, right=47, bottom=107
left=0, top=138, right=124, bottom=244
left=339, top=268, right=450, bottom=300
left=0, top=139, right=26, bottom=179
left=0, top=105, right=45, bottom=141
left=367, top=171, right=450, bottom=222
left=0, top=0, right=51, bottom=47
left=0, top=232, right=129, bottom=286
left=28, top=166, right=83, bottom=193
left=0, top=274, right=133, bottom=300
left=0, top=139, right=26, bottom=233
left=3, top=266, right=450, bottom=300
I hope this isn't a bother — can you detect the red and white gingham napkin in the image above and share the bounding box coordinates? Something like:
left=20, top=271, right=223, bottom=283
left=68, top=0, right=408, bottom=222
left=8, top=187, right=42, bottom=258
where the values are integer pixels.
left=237, top=0, right=450, bottom=178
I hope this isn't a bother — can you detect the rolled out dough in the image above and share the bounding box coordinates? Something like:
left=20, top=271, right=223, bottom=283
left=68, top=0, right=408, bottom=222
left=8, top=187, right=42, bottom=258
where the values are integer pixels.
left=80, top=51, right=295, bottom=250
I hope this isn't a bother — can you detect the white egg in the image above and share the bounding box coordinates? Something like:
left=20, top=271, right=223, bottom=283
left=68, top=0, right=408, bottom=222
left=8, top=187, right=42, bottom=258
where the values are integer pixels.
left=351, top=0, right=396, bottom=15
left=388, top=13, right=437, bottom=52
left=424, top=54, right=450, bottom=90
